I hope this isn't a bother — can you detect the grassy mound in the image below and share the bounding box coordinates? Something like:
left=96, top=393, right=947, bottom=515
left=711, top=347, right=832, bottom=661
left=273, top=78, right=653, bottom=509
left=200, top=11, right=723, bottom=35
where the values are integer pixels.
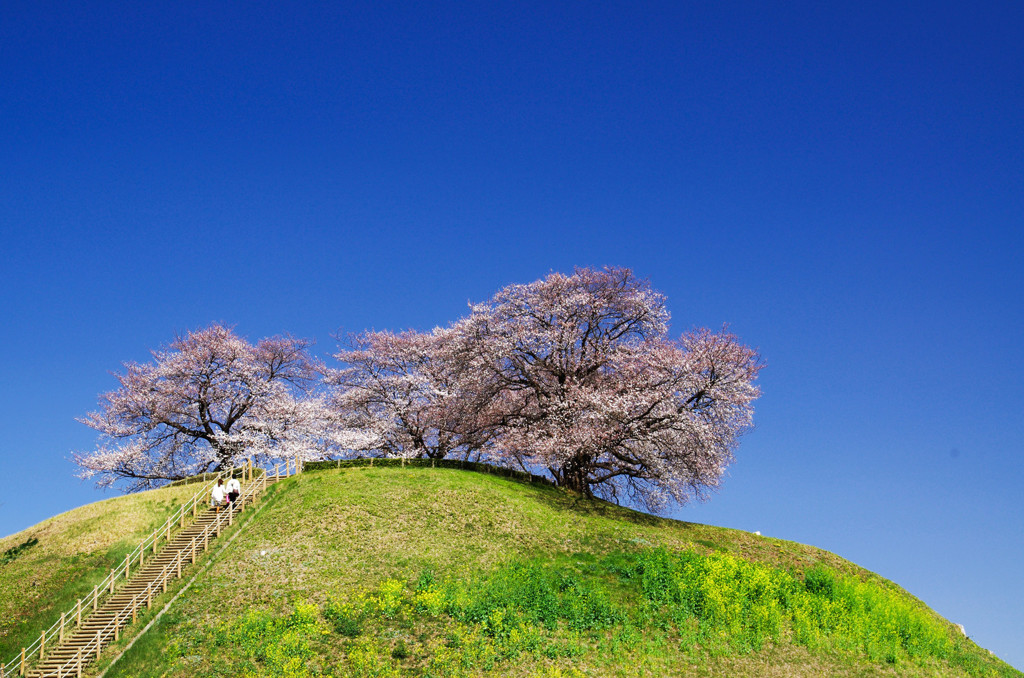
left=85, top=465, right=1017, bottom=678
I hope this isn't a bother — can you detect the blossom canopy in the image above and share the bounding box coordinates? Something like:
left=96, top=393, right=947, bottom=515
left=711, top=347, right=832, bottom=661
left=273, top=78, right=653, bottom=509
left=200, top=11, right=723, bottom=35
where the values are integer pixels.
left=75, top=323, right=320, bottom=491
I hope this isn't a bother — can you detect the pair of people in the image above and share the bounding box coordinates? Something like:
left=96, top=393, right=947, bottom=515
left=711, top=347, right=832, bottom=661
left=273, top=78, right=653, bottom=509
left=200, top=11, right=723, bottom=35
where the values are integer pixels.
left=210, top=476, right=242, bottom=509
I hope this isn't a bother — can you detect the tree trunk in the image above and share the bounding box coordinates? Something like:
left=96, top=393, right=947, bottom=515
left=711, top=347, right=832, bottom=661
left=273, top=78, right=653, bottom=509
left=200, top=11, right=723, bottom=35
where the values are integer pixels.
left=558, top=454, right=593, bottom=497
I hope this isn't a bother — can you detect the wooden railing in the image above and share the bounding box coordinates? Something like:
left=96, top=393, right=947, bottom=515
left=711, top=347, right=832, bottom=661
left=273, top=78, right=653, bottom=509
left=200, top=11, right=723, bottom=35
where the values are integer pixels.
left=36, top=476, right=273, bottom=678
left=41, top=505, right=236, bottom=678
left=1, top=456, right=303, bottom=678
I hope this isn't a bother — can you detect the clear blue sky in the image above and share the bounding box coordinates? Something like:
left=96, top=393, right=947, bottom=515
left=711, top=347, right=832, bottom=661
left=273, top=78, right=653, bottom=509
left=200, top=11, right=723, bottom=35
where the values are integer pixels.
left=2, top=0, right=1021, bottom=670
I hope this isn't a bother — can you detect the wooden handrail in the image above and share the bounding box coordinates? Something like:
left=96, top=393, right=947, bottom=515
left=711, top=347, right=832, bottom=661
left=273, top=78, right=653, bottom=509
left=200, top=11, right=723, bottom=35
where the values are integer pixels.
left=41, top=506, right=236, bottom=677
left=2, top=461, right=269, bottom=677
left=43, top=483, right=276, bottom=678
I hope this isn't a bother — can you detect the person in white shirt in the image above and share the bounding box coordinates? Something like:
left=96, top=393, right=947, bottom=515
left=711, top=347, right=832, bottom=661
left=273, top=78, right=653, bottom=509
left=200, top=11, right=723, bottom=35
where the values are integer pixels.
left=211, top=479, right=227, bottom=510
left=226, top=476, right=241, bottom=505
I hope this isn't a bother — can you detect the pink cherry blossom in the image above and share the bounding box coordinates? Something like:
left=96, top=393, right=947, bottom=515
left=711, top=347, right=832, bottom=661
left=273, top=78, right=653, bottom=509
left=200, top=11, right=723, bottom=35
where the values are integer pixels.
left=447, top=267, right=763, bottom=510
left=74, top=324, right=321, bottom=490
left=329, top=327, right=495, bottom=461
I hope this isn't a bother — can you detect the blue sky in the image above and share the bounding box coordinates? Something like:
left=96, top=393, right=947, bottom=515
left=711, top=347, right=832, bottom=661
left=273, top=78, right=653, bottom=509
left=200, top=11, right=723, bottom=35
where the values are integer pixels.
left=2, top=0, right=1021, bottom=670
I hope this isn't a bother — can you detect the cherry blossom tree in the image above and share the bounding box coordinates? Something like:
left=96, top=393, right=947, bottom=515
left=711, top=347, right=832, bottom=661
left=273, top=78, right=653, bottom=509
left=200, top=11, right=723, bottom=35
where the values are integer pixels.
left=74, top=324, right=321, bottom=491
left=329, top=328, right=494, bottom=460
left=454, top=267, right=763, bottom=510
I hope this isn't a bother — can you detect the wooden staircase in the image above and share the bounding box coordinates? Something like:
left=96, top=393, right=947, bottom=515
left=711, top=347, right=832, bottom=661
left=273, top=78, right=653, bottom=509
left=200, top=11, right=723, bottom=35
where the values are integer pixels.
left=13, top=468, right=287, bottom=678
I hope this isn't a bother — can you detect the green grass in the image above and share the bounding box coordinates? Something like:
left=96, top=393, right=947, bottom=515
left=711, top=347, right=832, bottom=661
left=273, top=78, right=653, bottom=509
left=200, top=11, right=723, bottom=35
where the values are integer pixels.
left=3, top=466, right=1019, bottom=677
left=92, top=466, right=1020, bottom=678
left=114, top=552, right=1015, bottom=677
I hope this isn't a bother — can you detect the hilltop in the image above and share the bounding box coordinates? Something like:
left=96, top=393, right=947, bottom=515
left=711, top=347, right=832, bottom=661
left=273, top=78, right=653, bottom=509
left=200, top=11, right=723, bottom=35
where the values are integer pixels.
left=2, top=464, right=1019, bottom=677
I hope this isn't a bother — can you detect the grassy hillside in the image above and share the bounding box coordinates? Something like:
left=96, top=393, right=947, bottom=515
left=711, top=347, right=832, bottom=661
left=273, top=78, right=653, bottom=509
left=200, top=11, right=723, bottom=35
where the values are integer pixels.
left=4, top=466, right=1020, bottom=677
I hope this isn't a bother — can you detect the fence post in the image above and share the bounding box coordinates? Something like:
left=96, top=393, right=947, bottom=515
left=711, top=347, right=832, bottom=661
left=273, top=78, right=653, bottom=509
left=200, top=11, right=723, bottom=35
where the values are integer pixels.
left=125, top=556, right=130, bottom=580
left=60, top=612, right=65, bottom=642
left=77, top=647, right=82, bottom=678
left=96, top=631, right=101, bottom=659
left=93, top=585, right=99, bottom=611
left=20, top=647, right=25, bottom=677
left=39, top=631, right=44, bottom=659
left=76, top=598, right=82, bottom=627
left=132, top=602, right=137, bottom=623
left=110, top=568, right=116, bottom=593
